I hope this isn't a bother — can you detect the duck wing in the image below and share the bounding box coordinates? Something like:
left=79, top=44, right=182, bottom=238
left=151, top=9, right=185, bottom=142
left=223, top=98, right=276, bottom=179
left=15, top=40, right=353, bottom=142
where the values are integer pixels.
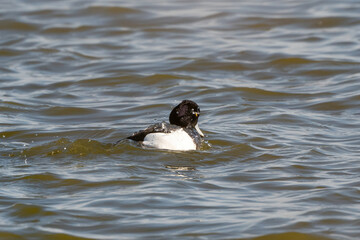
left=127, top=122, right=178, bottom=141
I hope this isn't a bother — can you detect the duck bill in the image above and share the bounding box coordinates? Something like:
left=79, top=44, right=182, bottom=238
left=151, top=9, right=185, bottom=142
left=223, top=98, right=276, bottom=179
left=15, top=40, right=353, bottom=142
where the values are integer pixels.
left=195, top=123, right=204, bottom=137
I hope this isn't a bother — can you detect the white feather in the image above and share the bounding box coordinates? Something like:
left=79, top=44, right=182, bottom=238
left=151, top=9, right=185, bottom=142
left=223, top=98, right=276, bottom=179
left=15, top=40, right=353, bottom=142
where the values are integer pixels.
left=195, top=123, right=204, bottom=137
left=143, top=129, right=196, bottom=151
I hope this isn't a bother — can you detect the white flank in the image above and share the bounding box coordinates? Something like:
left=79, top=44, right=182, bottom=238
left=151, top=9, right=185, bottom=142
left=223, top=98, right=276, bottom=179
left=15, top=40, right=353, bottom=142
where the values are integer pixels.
left=143, top=129, right=196, bottom=151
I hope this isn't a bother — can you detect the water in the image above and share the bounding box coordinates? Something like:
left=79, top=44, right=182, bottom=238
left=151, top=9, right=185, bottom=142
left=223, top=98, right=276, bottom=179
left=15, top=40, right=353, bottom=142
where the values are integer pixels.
left=1, top=0, right=360, bottom=239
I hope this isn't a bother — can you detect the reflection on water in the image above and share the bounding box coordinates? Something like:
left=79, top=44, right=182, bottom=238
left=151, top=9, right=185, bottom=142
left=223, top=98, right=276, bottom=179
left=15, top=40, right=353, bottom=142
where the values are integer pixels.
left=1, top=0, right=360, bottom=239
left=165, top=165, right=200, bottom=180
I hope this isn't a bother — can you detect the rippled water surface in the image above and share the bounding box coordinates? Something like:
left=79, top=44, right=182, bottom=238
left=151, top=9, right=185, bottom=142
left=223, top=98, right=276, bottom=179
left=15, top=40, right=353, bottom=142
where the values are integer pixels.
left=1, top=0, right=360, bottom=239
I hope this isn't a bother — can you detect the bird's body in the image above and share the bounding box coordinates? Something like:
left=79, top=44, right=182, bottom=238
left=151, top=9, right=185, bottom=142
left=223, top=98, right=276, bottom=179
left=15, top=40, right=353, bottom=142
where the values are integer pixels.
left=126, top=100, right=204, bottom=151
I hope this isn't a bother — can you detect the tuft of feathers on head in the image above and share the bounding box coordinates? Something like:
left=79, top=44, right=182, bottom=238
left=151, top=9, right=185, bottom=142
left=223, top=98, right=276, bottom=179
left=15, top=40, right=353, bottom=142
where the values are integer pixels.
left=169, top=100, right=200, bottom=128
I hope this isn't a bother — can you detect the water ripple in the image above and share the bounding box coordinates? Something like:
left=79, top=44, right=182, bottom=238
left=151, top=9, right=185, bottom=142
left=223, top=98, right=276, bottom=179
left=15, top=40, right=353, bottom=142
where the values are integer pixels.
left=1, top=0, right=360, bottom=239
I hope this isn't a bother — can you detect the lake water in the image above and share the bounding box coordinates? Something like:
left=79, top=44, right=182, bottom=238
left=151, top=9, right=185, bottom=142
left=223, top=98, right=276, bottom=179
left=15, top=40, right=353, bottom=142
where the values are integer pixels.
left=1, top=0, right=359, bottom=239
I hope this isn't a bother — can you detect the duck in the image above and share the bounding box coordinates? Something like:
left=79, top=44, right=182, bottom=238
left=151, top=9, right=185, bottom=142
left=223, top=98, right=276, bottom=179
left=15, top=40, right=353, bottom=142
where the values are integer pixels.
left=126, top=100, right=204, bottom=151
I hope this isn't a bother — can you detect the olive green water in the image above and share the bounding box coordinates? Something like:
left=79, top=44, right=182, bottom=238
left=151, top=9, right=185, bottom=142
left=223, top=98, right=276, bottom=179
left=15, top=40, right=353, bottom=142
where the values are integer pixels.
left=1, top=0, right=359, bottom=239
